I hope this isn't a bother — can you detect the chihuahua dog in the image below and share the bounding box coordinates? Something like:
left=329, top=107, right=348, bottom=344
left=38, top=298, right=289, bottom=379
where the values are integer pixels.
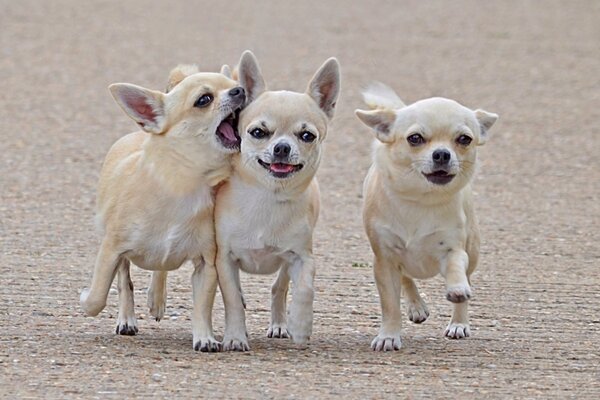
left=214, top=51, right=340, bottom=351
left=80, top=64, right=245, bottom=352
left=355, top=83, right=497, bottom=351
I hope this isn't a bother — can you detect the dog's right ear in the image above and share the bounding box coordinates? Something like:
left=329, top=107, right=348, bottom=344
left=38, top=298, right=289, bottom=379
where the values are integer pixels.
left=166, top=64, right=199, bottom=93
left=109, top=83, right=167, bottom=134
left=237, top=50, right=266, bottom=103
left=220, top=64, right=232, bottom=79
left=355, top=109, right=397, bottom=143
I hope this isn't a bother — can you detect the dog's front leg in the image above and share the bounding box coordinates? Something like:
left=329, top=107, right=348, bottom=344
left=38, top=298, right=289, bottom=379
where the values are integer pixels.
left=147, top=271, right=167, bottom=322
left=80, top=237, right=122, bottom=317
left=116, top=259, right=138, bottom=335
left=442, top=249, right=471, bottom=339
left=218, top=251, right=249, bottom=351
left=288, top=254, right=315, bottom=345
left=268, top=267, right=290, bottom=339
left=191, top=256, right=220, bottom=352
left=371, top=253, right=403, bottom=351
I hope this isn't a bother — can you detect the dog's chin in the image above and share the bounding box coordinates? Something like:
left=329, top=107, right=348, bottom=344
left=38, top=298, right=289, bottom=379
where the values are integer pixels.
left=257, top=159, right=304, bottom=179
left=215, top=108, right=241, bottom=152
left=423, top=170, right=456, bottom=185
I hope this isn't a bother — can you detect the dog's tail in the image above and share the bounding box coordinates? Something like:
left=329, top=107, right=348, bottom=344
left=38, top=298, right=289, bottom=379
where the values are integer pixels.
left=362, top=82, right=405, bottom=110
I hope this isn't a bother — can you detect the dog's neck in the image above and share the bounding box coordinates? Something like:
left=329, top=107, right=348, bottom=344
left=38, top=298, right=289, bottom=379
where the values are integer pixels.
left=141, top=134, right=231, bottom=195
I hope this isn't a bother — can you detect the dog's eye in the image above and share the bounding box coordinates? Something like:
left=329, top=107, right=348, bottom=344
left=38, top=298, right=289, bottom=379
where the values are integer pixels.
left=194, top=94, right=213, bottom=108
left=456, top=134, right=472, bottom=146
left=299, top=131, right=316, bottom=143
left=407, top=133, right=425, bottom=146
left=249, top=128, right=269, bottom=139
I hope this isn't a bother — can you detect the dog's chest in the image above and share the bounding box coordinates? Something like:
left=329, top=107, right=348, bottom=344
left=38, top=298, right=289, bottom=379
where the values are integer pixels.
left=378, top=209, right=466, bottom=279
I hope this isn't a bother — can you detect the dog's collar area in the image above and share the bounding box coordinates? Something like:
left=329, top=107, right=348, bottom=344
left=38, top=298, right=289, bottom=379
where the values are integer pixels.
left=423, top=170, right=455, bottom=185
left=257, top=158, right=303, bottom=179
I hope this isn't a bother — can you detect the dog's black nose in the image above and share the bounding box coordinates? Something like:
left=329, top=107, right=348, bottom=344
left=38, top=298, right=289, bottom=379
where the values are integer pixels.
left=273, top=142, right=291, bottom=158
left=432, top=148, right=451, bottom=165
left=229, top=87, right=245, bottom=97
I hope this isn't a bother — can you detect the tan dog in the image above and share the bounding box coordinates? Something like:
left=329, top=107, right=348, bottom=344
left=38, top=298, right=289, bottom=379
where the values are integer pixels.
left=214, top=51, right=340, bottom=351
left=80, top=65, right=245, bottom=352
left=355, top=83, right=498, bottom=351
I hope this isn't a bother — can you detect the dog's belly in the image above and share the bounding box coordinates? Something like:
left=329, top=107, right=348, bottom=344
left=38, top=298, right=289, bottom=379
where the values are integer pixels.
left=124, top=224, right=207, bottom=271
left=235, top=247, right=290, bottom=275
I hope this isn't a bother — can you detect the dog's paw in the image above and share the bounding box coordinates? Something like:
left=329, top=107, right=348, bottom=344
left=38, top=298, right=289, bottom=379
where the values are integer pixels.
left=222, top=335, right=250, bottom=352
left=193, top=336, right=221, bottom=353
left=446, top=285, right=472, bottom=303
left=407, top=299, right=429, bottom=324
left=444, top=323, right=471, bottom=339
left=116, top=321, right=138, bottom=336
left=147, top=298, right=166, bottom=322
left=80, top=288, right=105, bottom=317
left=267, top=323, right=289, bottom=339
left=371, top=334, right=402, bottom=351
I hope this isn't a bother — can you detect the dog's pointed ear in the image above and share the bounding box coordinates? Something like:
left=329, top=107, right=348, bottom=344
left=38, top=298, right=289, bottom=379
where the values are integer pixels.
left=474, top=109, right=498, bottom=145
left=220, top=64, right=232, bottom=79
left=307, top=58, right=341, bottom=119
left=355, top=109, right=396, bottom=143
left=109, top=83, right=167, bottom=134
left=166, top=64, right=199, bottom=93
left=237, top=50, right=266, bottom=103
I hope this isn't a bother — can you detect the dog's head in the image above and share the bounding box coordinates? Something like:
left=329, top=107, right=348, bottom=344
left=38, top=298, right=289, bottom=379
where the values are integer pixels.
left=356, top=83, right=497, bottom=194
left=109, top=68, right=245, bottom=153
left=233, top=51, right=341, bottom=189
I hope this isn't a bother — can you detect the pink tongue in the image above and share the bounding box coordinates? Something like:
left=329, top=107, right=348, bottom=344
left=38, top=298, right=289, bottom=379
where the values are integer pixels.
left=270, top=163, right=295, bottom=173
left=217, top=121, right=237, bottom=142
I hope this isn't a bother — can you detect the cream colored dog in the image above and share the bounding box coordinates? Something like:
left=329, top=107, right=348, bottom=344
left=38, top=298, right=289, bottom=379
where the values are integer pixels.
left=214, top=51, right=340, bottom=351
left=80, top=65, right=245, bottom=352
left=355, top=83, right=498, bottom=351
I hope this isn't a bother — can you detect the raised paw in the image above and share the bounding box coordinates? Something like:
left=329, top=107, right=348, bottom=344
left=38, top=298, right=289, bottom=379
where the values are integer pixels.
left=222, top=336, right=250, bottom=352
left=407, top=299, right=429, bottom=324
left=446, top=285, right=472, bottom=303
left=371, top=334, right=402, bottom=351
left=193, top=337, right=222, bottom=353
left=444, top=323, right=471, bottom=339
left=80, top=288, right=105, bottom=317
left=267, top=323, right=289, bottom=339
left=116, top=321, right=138, bottom=336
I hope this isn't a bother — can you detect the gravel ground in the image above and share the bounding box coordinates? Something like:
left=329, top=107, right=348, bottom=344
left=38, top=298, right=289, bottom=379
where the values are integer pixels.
left=1, top=0, right=599, bottom=398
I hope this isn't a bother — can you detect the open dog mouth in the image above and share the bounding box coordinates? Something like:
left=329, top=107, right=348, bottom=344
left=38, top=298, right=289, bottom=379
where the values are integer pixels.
left=423, top=170, right=455, bottom=185
left=216, top=108, right=241, bottom=150
left=257, top=159, right=304, bottom=178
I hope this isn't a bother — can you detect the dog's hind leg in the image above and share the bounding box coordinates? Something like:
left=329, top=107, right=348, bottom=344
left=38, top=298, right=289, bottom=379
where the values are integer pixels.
left=401, top=275, right=429, bottom=324
left=116, top=259, right=138, bottom=335
left=80, top=237, right=121, bottom=317
left=268, top=267, right=290, bottom=339
left=148, top=271, right=167, bottom=322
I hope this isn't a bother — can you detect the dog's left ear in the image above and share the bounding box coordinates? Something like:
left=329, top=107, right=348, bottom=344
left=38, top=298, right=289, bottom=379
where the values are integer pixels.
left=474, top=109, right=498, bottom=145
left=307, top=58, right=341, bottom=119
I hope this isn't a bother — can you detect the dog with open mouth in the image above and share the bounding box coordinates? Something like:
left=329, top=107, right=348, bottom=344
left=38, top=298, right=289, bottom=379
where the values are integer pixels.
left=355, top=83, right=498, bottom=351
left=80, top=62, right=245, bottom=352
left=214, top=51, right=341, bottom=351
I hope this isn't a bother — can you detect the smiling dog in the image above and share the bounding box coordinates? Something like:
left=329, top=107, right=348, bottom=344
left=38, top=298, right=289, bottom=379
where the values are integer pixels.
left=356, top=83, right=498, bottom=351
left=80, top=65, right=244, bottom=351
left=214, top=51, right=340, bottom=351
